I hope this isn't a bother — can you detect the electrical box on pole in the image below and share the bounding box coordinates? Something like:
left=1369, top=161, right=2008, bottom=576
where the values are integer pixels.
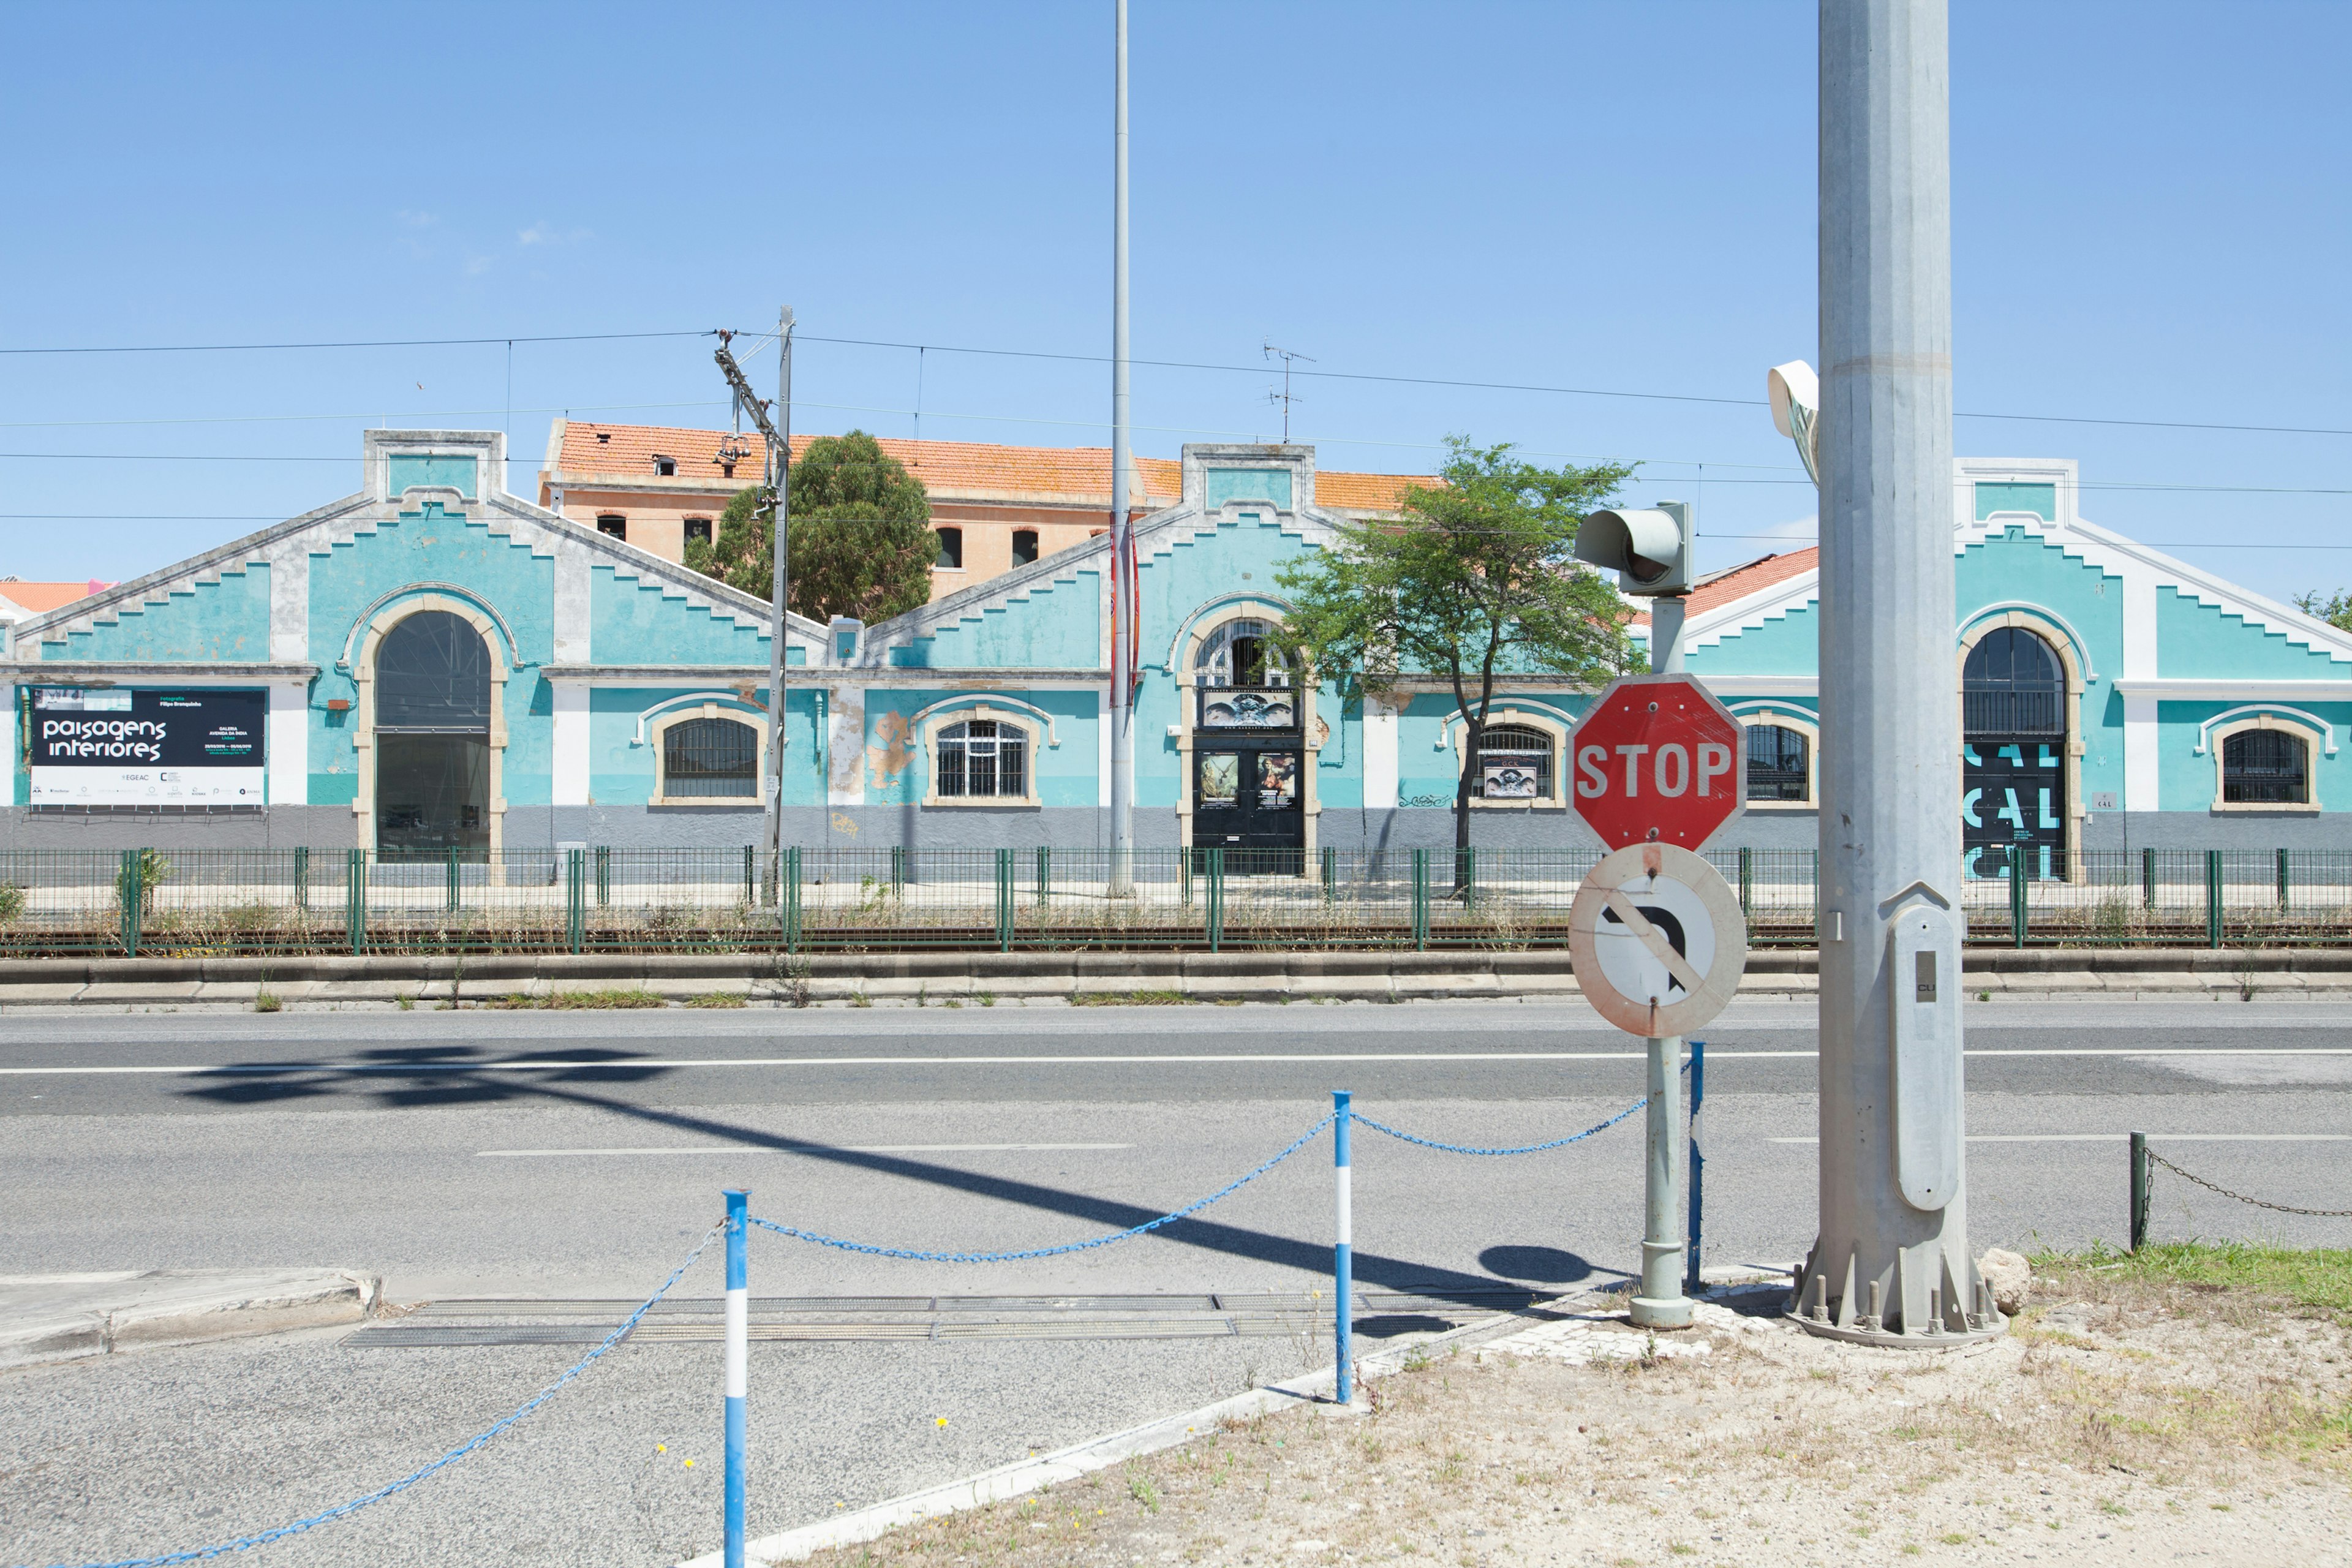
left=1575, top=502, right=1692, bottom=597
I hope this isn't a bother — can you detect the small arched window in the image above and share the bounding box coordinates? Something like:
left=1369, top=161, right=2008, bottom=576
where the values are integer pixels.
left=2222, top=728, right=2309, bottom=805
left=662, top=717, right=760, bottom=800
left=936, top=718, right=1027, bottom=800
left=1479, top=723, right=1553, bottom=800
left=1746, top=723, right=1811, bottom=802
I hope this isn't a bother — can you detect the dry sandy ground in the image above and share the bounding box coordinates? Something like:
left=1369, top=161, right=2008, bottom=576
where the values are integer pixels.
left=796, top=1266, right=2352, bottom=1567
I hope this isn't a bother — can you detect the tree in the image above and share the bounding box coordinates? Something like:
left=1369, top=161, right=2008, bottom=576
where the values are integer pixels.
left=2295, top=590, right=2352, bottom=633
left=684, top=430, right=937, bottom=623
left=1273, top=437, right=1643, bottom=869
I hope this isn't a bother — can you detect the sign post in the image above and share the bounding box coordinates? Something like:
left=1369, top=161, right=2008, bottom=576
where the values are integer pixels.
left=1566, top=673, right=1747, bottom=1329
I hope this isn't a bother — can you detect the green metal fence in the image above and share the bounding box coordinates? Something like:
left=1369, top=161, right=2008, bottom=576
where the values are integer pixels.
left=2, top=843, right=2350, bottom=957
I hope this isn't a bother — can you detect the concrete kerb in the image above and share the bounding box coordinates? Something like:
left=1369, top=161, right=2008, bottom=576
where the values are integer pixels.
left=1, top=949, right=2349, bottom=1009
left=676, top=1292, right=1593, bottom=1568
left=0, top=1269, right=382, bottom=1371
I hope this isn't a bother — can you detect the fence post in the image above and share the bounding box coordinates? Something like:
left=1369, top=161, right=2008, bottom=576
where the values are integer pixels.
left=1737, top=847, right=1753, bottom=919
left=566, top=849, right=586, bottom=954
left=2008, top=847, right=2027, bottom=948
left=1684, top=1038, right=1706, bottom=1296
left=1459, top=846, right=1476, bottom=914
left=347, top=848, right=367, bottom=956
left=117, top=850, right=141, bottom=957
left=2142, top=845, right=2155, bottom=910
left=891, top=844, right=906, bottom=899
left=1206, top=848, right=1224, bottom=952
left=722, top=1187, right=750, bottom=1568
left=783, top=847, right=803, bottom=951
left=2277, top=847, right=2290, bottom=912
left=1036, top=846, right=1050, bottom=908
left=1333, top=1089, right=1353, bottom=1406
left=1411, top=848, right=1429, bottom=951
left=597, top=845, right=611, bottom=908
left=445, top=847, right=461, bottom=915
left=1321, top=845, right=1336, bottom=905
left=2206, top=849, right=2223, bottom=949
left=743, top=845, right=756, bottom=907
left=2128, top=1131, right=2150, bottom=1252
left=293, top=845, right=310, bottom=911
left=1811, top=850, right=1822, bottom=947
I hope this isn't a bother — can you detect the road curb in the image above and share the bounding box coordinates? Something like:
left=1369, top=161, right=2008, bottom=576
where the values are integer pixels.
left=0, top=1269, right=381, bottom=1371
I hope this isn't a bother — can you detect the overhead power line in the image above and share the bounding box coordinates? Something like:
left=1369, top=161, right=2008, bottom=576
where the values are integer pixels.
left=0, top=330, right=716, bottom=355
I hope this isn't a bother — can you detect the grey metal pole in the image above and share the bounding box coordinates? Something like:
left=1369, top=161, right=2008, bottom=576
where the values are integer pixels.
left=1107, top=0, right=1136, bottom=892
left=763, top=308, right=795, bottom=898
left=1629, top=1035, right=1691, bottom=1329
left=1803, top=0, right=1990, bottom=1343
left=2128, top=1131, right=2150, bottom=1252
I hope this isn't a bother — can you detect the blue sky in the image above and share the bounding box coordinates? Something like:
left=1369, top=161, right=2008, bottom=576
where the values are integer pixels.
left=1, top=1, right=2344, bottom=601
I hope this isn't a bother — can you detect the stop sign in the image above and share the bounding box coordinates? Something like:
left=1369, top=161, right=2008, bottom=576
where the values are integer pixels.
left=1567, top=674, right=1746, bottom=851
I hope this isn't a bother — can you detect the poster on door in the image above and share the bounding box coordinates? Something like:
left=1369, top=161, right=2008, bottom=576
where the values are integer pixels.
left=1962, top=740, right=2064, bottom=879
left=26, top=687, right=267, bottom=805
left=1257, top=752, right=1298, bottom=808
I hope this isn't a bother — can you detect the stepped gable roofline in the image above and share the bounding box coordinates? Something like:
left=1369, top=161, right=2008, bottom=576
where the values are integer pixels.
left=1631, top=548, right=1820, bottom=632
left=6, top=430, right=825, bottom=658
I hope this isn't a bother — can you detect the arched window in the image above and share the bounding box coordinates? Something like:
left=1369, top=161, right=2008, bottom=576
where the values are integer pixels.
left=662, top=717, right=761, bottom=800
left=935, top=718, right=1027, bottom=800
left=373, top=610, right=491, bottom=853
left=1962, top=626, right=2063, bottom=736
left=1746, top=723, right=1811, bottom=802
left=1196, top=618, right=1290, bottom=689
left=2222, top=728, right=2309, bottom=805
left=1478, top=723, right=1553, bottom=800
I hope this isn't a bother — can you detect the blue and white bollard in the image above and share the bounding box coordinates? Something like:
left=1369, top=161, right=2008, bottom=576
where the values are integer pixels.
left=723, top=1188, right=749, bottom=1568
left=1333, top=1090, right=1353, bottom=1404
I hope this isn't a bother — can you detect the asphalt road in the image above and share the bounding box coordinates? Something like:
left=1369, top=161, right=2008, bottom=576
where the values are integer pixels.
left=6, top=997, right=2351, bottom=1568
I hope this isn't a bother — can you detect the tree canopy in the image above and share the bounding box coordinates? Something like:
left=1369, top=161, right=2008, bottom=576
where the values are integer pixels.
left=684, top=429, right=936, bottom=624
left=2296, top=590, right=2352, bottom=633
left=1273, top=437, right=1642, bottom=856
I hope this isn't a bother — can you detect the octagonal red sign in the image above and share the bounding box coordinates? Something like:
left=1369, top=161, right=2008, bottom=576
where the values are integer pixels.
left=1567, top=674, right=1746, bottom=851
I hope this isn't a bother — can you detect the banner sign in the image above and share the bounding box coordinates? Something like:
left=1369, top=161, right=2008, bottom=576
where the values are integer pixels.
left=27, top=688, right=267, bottom=805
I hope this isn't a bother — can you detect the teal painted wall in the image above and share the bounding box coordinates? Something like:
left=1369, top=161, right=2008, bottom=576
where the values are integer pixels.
left=1205, top=468, right=1294, bottom=511
left=587, top=687, right=821, bottom=805
left=2156, top=701, right=2351, bottom=812
left=592, top=567, right=782, bottom=667
left=892, top=567, right=1102, bottom=669
left=387, top=454, right=478, bottom=499
left=2158, top=589, right=2351, bottom=679
left=1975, top=482, right=2055, bottom=521
left=305, top=506, right=556, bottom=804
left=859, top=687, right=1099, bottom=807
left=1689, top=603, right=1820, bottom=676
left=41, top=565, right=270, bottom=663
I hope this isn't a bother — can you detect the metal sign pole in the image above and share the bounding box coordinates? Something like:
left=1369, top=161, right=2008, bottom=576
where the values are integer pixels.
left=1630, top=1035, right=1690, bottom=1329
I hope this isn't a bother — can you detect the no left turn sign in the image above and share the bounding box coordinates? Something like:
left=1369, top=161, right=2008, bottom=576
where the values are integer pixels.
left=1568, top=842, right=1748, bottom=1038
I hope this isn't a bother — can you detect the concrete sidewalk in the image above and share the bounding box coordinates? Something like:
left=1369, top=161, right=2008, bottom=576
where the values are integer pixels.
left=3, top=946, right=2350, bottom=1010
left=0, top=1269, right=380, bottom=1370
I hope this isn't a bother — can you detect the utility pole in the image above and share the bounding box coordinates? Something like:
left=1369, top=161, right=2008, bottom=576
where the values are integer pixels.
left=1107, top=0, right=1136, bottom=892
left=715, top=312, right=794, bottom=897
left=1801, top=0, right=1995, bottom=1343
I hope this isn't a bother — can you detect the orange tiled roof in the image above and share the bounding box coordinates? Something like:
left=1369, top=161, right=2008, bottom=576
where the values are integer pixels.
left=546, top=422, right=1419, bottom=513
left=1630, top=548, right=1819, bottom=628
left=0, top=580, right=99, bottom=614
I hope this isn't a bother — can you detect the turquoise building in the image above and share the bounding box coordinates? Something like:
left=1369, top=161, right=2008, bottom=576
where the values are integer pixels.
left=5, top=432, right=2348, bottom=873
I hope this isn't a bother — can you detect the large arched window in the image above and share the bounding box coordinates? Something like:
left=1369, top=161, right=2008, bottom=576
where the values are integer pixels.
left=1962, top=627, right=2064, bottom=736
left=1196, top=618, right=1291, bottom=689
left=661, top=716, right=761, bottom=801
left=373, top=610, right=491, bottom=853
left=1961, top=624, right=2068, bottom=878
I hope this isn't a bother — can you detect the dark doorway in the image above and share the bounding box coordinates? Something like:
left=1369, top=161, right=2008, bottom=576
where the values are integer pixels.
left=374, top=609, right=492, bottom=854
left=1962, top=626, right=2065, bottom=879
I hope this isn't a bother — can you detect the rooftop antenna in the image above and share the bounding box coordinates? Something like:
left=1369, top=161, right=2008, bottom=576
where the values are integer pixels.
left=1263, top=341, right=1314, bottom=443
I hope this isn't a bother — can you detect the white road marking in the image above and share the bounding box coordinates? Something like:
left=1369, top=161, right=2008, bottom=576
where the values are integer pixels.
left=7, top=1046, right=2352, bottom=1076
left=1768, top=1133, right=2352, bottom=1144
left=476, top=1142, right=1134, bottom=1157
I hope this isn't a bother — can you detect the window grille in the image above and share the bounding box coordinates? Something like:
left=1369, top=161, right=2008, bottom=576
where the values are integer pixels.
left=1746, top=723, right=1811, bottom=802
left=1962, top=626, right=2064, bottom=736
left=2222, top=728, right=2307, bottom=804
left=935, top=718, right=1027, bottom=799
left=662, top=717, right=760, bottom=799
left=1478, top=723, right=1552, bottom=799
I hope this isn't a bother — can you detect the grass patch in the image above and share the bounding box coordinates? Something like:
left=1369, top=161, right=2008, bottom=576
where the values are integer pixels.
left=686, top=992, right=748, bottom=1009
left=252, top=991, right=282, bottom=1013
left=492, top=988, right=668, bottom=1010
left=1069, top=989, right=1189, bottom=1007
left=2034, top=1240, right=2352, bottom=1320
